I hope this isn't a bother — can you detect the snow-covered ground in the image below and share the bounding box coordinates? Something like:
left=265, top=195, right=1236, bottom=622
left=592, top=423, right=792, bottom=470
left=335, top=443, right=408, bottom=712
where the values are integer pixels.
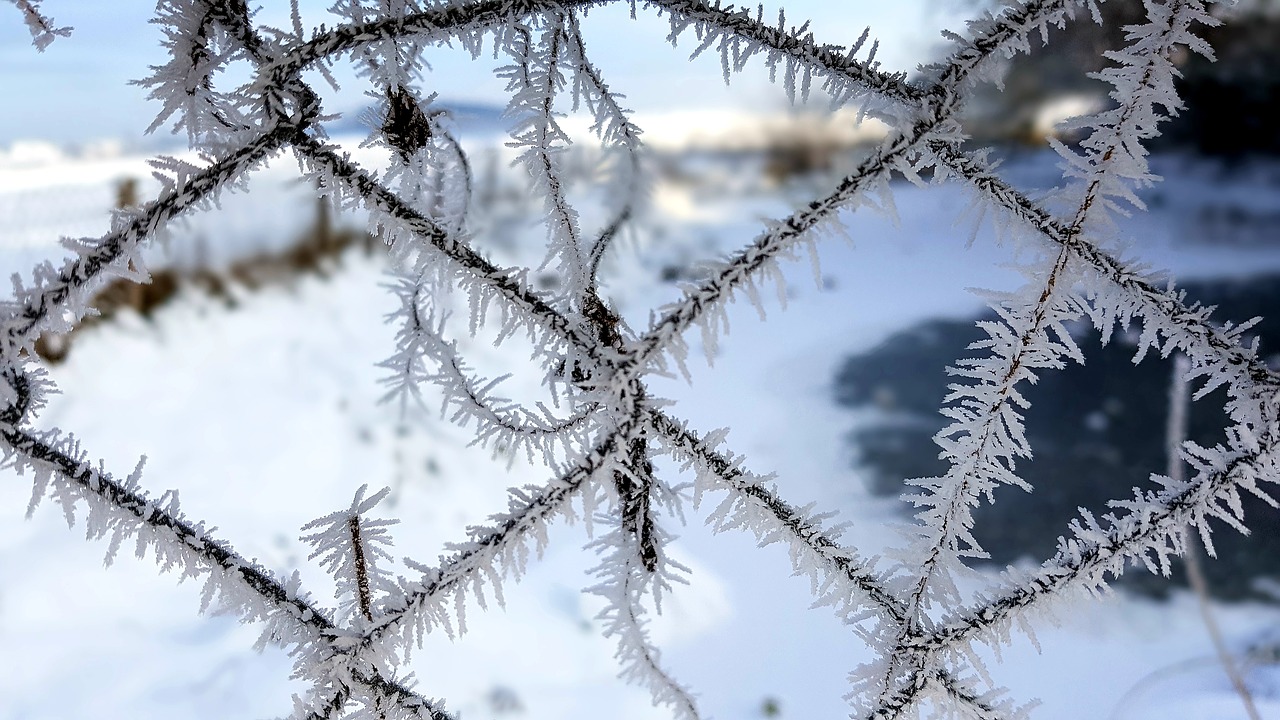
left=1, top=140, right=1279, bottom=720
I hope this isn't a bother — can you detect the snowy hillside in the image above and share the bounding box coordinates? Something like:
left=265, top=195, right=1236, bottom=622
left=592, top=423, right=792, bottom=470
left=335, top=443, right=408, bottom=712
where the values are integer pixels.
left=2, top=141, right=1280, bottom=719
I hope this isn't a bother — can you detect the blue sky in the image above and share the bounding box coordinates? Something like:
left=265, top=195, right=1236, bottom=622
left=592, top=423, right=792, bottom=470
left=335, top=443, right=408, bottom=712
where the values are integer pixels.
left=0, top=1, right=973, bottom=146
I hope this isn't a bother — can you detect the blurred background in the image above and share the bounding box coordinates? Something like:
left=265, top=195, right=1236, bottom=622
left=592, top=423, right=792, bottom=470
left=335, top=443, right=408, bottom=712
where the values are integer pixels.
left=1, top=2, right=1279, bottom=719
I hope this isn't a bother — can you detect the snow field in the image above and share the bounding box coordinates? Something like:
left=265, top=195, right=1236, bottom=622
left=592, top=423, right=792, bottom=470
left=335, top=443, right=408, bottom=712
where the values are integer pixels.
left=1, top=144, right=1280, bottom=719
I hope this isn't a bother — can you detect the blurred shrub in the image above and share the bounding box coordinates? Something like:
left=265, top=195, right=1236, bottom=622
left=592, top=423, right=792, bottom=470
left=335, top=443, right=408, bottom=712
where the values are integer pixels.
left=958, top=0, right=1280, bottom=157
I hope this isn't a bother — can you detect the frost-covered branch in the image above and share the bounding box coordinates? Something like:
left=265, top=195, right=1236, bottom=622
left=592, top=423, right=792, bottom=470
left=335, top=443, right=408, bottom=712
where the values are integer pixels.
left=650, top=0, right=918, bottom=108
left=290, top=685, right=352, bottom=720
left=924, top=418, right=1280, bottom=652
left=501, top=19, right=592, bottom=304
left=0, top=123, right=296, bottom=357
left=558, top=11, right=643, bottom=287
left=931, top=146, right=1280, bottom=418
left=647, top=409, right=1014, bottom=720
left=264, top=0, right=612, bottom=81
left=863, top=2, right=1258, bottom=715
left=379, top=275, right=598, bottom=467
left=626, top=143, right=889, bottom=376
left=649, top=409, right=902, bottom=620
left=589, top=518, right=702, bottom=720
left=349, top=419, right=634, bottom=657
left=890, top=245, right=1083, bottom=612
left=301, top=485, right=399, bottom=623
left=6, top=0, right=70, bottom=50
left=588, top=422, right=702, bottom=719
left=621, top=0, right=1093, bottom=379
left=293, top=134, right=608, bottom=366
left=1053, top=0, right=1219, bottom=233
left=0, top=421, right=451, bottom=720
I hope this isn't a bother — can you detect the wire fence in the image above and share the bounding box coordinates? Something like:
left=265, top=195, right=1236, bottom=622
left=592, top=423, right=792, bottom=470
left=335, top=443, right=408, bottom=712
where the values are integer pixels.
left=2, top=1, right=1275, bottom=719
